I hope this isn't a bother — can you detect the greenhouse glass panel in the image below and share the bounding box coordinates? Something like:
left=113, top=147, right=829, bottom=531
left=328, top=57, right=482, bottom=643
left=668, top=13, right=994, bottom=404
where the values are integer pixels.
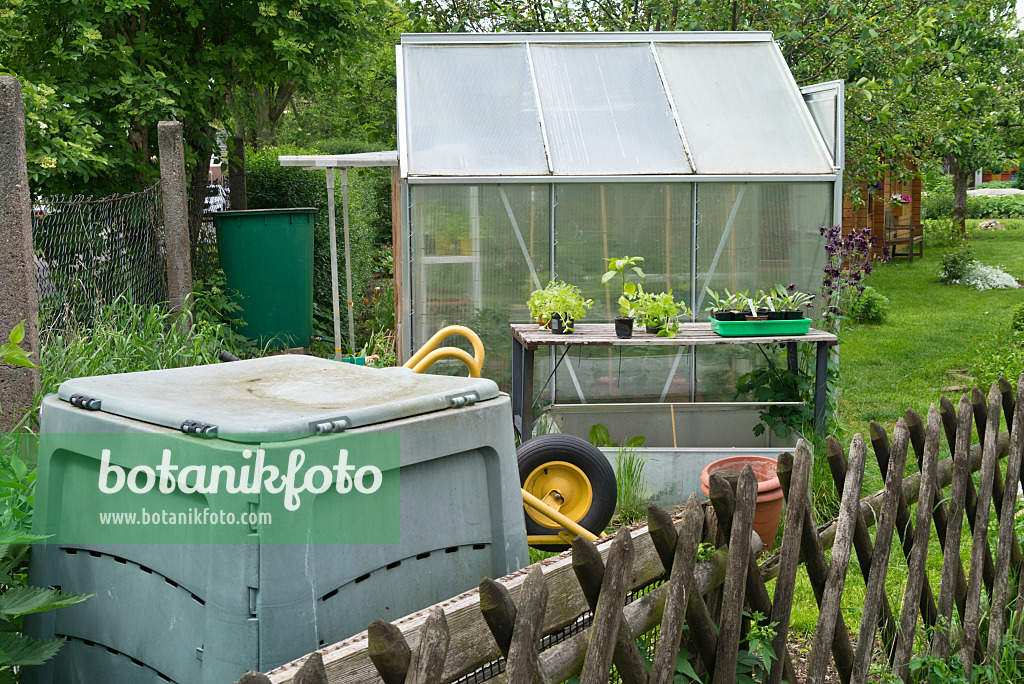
left=410, top=184, right=551, bottom=393
left=530, top=45, right=691, bottom=175
left=553, top=183, right=694, bottom=404
left=656, top=43, right=833, bottom=174
left=403, top=45, right=548, bottom=176
left=803, top=91, right=837, bottom=163
left=694, top=182, right=831, bottom=315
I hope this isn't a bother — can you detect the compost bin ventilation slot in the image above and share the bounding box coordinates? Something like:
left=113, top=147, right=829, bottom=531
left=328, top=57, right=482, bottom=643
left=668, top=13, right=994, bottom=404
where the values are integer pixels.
left=321, top=588, right=340, bottom=602
left=354, top=573, right=371, bottom=584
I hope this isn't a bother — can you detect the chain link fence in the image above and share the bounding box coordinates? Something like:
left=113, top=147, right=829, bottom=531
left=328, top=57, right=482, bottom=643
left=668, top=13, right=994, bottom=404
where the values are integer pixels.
left=32, top=184, right=166, bottom=341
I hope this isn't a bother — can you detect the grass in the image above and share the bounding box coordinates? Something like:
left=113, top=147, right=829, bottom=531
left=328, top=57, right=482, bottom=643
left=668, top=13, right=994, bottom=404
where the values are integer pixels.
left=781, top=225, right=1024, bottom=634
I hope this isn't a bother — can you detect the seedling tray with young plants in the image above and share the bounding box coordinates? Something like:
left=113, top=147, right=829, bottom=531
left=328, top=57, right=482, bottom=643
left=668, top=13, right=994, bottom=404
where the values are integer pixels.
left=710, top=318, right=812, bottom=337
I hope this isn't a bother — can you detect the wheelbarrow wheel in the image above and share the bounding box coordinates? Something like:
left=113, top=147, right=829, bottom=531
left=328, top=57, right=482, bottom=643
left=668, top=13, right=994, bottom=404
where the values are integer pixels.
left=517, top=434, right=617, bottom=552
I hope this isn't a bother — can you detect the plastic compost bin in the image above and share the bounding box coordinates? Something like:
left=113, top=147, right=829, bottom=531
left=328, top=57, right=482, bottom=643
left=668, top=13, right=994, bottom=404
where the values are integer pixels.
left=27, top=356, right=528, bottom=683
left=213, top=208, right=316, bottom=350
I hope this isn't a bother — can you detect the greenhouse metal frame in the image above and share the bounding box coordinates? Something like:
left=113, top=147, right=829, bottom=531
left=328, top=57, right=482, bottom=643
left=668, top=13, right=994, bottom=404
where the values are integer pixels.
left=395, top=31, right=844, bottom=405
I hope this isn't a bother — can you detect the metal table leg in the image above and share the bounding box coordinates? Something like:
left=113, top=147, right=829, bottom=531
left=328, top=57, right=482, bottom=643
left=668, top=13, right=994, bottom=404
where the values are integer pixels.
left=814, top=340, right=828, bottom=437
left=511, top=338, right=535, bottom=442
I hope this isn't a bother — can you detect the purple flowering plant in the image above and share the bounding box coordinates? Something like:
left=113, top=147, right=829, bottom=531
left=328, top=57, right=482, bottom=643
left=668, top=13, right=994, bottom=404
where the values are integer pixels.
left=816, top=225, right=889, bottom=334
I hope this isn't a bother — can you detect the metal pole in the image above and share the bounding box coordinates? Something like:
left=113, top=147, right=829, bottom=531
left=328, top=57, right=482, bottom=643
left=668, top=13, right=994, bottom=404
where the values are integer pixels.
left=326, top=168, right=342, bottom=360
left=342, top=168, right=356, bottom=353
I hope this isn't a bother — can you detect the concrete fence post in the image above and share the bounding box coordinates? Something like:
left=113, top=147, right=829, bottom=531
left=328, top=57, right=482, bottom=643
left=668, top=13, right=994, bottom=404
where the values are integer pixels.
left=157, top=121, right=193, bottom=316
left=0, top=76, right=41, bottom=432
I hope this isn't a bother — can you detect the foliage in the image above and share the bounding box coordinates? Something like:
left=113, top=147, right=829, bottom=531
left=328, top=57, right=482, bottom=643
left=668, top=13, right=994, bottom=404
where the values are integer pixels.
left=0, top=530, right=90, bottom=672
left=614, top=444, right=647, bottom=526
left=0, top=323, right=35, bottom=371
left=891, top=194, right=911, bottom=206
left=816, top=225, right=884, bottom=334
left=769, top=284, right=814, bottom=314
left=602, top=256, right=646, bottom=319
left=40, top=296, right=255, bottom=396
left=0, top=431, right=35, bottom=535
left=924, top=192, right=1024, bottom=221
left=848, top=286, right=890, bottom=324
left=634, top=290, right=690, bottom=338
left=527, top=281, right=593, bottom=328
left=1011, top=303, right=1024, bottom=334
left=695, top=543, right=716, bottom=563
left=703, top=288, right=748, bottom=316
left=922, top=218, right=963, bottom=248
left=735, top=361, right=815, bottom=439
left=245, top=144, right=377, bottom=352
left=938, top=242, right=975, bottom=283
left=0, top=0, right=389, bottom=193
left=948, top=261, right=1020, bottom=290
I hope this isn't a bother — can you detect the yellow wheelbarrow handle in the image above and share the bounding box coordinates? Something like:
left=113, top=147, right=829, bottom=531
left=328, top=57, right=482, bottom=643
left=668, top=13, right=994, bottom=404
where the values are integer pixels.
left=403, top=325, right=485, bottom=377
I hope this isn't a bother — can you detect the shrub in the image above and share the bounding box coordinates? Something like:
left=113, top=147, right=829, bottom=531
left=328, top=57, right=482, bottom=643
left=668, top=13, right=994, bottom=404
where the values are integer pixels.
left=848, top=286, right=889, bottom=323
left=954, top=261, right=1019, bottom=290
left=922, top=218, right=961, bottom=248
left=922, top=191, right=1024, bottom=220
left=939, top=243, right=975, bottom=283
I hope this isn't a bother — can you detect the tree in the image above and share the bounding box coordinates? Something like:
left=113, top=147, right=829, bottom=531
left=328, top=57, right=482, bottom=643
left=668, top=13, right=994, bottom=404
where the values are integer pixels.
left=0, top=0, right=388, bottom=195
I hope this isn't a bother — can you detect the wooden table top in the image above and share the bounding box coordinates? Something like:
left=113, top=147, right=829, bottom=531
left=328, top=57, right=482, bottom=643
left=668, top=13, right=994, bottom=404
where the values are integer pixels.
left=510, top=322, right=838, bottom=350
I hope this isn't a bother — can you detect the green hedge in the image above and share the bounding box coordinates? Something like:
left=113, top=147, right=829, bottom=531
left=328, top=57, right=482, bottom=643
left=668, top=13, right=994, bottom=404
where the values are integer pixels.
left=922, top=191, right=1024, bottom=220
left=245, top=144, right=384, bottom=351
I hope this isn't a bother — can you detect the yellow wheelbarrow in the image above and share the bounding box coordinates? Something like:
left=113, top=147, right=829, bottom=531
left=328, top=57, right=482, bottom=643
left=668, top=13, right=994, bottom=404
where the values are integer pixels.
left=404, top=325, right=616, bottom=551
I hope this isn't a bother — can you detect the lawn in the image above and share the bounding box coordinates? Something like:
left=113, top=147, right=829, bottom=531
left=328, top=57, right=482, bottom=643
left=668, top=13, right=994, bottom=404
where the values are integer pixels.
left=781, top=224, right=1024, bottom=633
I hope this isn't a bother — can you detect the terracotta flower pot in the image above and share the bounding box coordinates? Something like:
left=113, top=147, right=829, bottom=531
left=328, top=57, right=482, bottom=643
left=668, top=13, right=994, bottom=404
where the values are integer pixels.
left=700, top=455, right=784, bottom=552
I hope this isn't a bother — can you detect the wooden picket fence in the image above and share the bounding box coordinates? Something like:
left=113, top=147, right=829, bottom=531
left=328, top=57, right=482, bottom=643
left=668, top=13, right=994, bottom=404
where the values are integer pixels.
left=250, top=375, right=1024, bottom=684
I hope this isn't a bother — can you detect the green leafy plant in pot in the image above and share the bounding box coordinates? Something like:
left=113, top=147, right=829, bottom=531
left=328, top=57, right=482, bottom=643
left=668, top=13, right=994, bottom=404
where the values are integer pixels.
left=602, top=256, right=646, bottom=338
left=770, top=284, right=814, bottom=320
left=704, top=288, right=748, bottom=321
left=635, top=290, right=691, bottom=338
left=526, top=280, right=593, bottom=334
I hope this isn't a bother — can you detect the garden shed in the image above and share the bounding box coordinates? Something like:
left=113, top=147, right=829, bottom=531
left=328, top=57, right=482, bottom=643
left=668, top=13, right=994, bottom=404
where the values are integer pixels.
left=395, top=31, right=843, bottom=408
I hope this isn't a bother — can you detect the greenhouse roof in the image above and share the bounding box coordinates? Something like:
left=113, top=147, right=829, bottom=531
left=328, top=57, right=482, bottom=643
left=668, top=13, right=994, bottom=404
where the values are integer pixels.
left=397, top=32, right=838, bottom=179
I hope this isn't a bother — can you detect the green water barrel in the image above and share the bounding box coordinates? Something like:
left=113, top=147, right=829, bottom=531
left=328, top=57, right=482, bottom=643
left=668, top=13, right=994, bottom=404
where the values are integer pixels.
left=213, top=208, right=316, bottom=350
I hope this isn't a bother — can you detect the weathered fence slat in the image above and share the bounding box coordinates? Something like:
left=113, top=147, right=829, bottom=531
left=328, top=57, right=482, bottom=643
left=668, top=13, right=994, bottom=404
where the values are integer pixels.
left=504, top=566, right=550, bottom=684
left=960, top=386, right=1003, bottom=666
left=712, top=466, right=757, bottom=684
left=647, top=504, right=720, bottom=680
left=905, top=408, right=969, bottom=621
left=869, top=421, right=939, bottom=629
left=852, top=420, right=910, bottom=683
left=767, top=441, right=811, bottom=684
left=651, top=495, right=702, bottom=684
left=932, top=395, right=975, bottom=659
left=571, top=534, right=648, bottom=684
left=893, top=405, right=940, bottom=682
left=989, top=375, right=1024, bottom=658
left=939, top=396, right=996, bottom=598
left=708, top=470, right=798, bottom=683
left=809, top=435, right=867, bottom=684
left=292, top=653, right=328, bottom=684
left=367, top=619, right=412, bottom=684
left=580, top=529, right=632, bottom=684
left=972, top=388, right=1018, bottom=572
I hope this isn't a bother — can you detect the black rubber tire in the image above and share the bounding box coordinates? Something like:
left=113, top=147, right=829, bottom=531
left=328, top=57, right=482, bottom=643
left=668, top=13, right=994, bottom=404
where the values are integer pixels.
left=517, top=434, right=617, bottom=552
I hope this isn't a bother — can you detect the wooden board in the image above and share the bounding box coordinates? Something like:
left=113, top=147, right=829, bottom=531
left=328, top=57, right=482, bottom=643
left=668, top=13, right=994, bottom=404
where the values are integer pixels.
left=511, top=323, right=837, bottom=351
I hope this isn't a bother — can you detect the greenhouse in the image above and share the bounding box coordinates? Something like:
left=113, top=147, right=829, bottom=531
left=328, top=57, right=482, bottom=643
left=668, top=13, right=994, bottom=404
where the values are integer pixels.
left=395, top=31, right=843, bottom=408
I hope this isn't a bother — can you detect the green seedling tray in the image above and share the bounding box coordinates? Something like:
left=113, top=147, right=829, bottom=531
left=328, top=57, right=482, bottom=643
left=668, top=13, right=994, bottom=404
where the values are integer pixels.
left=710, top=317, right=812, bottom=337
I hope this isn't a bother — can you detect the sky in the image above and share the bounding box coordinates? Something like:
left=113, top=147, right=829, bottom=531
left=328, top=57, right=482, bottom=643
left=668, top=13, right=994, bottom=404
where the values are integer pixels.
left=1019, top=0, right=1024, bottom=25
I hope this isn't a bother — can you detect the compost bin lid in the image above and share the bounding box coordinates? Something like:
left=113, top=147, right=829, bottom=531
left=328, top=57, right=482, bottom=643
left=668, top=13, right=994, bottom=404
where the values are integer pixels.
left=56, top=355, right=500, bottom=442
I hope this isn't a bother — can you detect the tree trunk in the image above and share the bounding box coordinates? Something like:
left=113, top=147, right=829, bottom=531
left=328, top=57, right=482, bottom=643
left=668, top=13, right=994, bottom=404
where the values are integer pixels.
left=945, top=153, right=969, bottom=237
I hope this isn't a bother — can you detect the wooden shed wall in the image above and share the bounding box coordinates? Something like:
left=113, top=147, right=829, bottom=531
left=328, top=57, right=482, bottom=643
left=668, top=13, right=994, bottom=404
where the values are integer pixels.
left=841, top=171, right=921, bottom=258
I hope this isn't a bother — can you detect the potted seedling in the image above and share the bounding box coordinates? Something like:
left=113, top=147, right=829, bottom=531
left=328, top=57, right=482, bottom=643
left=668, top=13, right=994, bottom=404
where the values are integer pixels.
left=771, top=284, right=814, bottom=320
left=602, top=256, right=646, bottom=338
left=635, top=290, right=691, bottom=337
left=749, top=289, right=786, bottom=320
left=526, top=281, right=592, bottom=334
left=704, top=288, right=747, bottom=321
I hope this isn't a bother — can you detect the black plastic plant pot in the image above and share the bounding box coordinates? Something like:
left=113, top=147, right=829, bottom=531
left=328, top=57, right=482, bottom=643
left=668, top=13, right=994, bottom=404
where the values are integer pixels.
left=766, top=311, right=786, bottom=321
left=645, top=323, right=663, bottom=335
left=549, top=314, right=574, bottom=334
left=614, top=317, right=634, bottom=338
left=783, top=310, right=804, bottom=320
left=713, top=311, right=742, bottom=322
